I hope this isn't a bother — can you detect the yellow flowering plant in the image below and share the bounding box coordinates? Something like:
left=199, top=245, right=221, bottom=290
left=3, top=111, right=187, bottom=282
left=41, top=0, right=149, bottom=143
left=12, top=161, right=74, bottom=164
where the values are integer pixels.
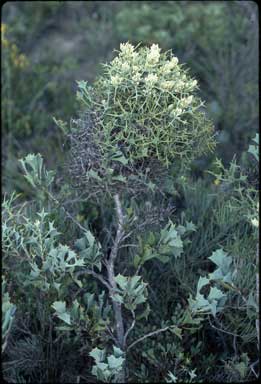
left=1, top=24, right=29, bottom=69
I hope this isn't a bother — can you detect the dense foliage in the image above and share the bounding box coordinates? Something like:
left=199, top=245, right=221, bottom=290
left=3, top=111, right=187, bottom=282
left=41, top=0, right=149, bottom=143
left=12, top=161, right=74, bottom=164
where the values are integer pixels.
left=1, top=2, right=259, bottom=383
left=69, top=43, right=215, bottom=196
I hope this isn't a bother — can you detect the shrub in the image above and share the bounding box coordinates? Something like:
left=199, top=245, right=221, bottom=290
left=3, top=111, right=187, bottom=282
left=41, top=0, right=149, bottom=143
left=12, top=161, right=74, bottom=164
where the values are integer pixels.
left=69, top=43, right=215, bottom=196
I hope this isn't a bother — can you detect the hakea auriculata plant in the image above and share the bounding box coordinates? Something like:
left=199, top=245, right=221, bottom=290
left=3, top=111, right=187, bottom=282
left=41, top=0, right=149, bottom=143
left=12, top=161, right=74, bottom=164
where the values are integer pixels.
left=4, top=44, right=221, bottom=383
left=68, top=42, right=216, bottom=196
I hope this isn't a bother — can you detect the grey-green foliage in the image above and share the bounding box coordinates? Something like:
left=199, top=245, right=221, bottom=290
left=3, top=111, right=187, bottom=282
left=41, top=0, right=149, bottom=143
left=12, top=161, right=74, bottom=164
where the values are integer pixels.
left=113, top=275, right=148, bottom=311
left=75, top=230, right=103, bottom=271
left=70, top=43, right=215, bottom=195
left=52, top=291, right=111, bottom=334
left=19, top=153, right=55, bottom=189
left=89, top=346, right=125, bottom=383
left=166, top=369, right=197, bottom=383
left=4, top=153, right=104, bottom=287
left=115, top=1, right=258, bottom=163
left=188, top=248, right=233, bottom=317
left=134, top=220, right=196, bottom=267
left=2, top=202, right=86, bottom=292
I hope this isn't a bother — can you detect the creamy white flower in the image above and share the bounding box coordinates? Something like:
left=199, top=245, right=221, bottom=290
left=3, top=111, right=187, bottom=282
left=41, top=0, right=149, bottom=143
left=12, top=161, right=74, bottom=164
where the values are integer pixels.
left=133, top=72, right=142, bottom=83
left=161, top=56, right=179, bottom=73
left=171, top=108, right=183, bottom=117
left=120, top=42, right=135, bottom=56
left=161, top=80, right=175, bottom=90
left=175, top=80, right=185, bottom=91
left=112, top=57, right=121, bottom=65
left=191, top=79, right=197, bottom=88
left=147, top=44, right=161, bottom=64
left=111, top=75, right=122, bottom=86
left=145, top=73, right=158, bottom=86
left=180, top=95, right=194, bottom=108
left=170, top=56, right=179, bottom=66
left=121, top=62, right=130, bottom=71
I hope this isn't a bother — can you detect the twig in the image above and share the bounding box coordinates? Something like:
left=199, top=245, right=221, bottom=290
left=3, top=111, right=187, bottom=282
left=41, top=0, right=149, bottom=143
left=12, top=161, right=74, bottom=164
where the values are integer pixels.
left=75, top=269, right=111, bottom=291
left=123, top=310, right=136, bottom=347
left=208, top=316, right=241, bottom=338
left=127, top=326, right=170, bottom=351
left=105, top=325, right=119, bottom=345
left=45, top=189, right=87, bottom=233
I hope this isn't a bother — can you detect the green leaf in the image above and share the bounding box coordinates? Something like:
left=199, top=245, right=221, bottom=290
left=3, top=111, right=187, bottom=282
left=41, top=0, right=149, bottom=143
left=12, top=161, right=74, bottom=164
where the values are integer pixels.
left=147, top=232, right=156, bottom=246
left=115, top=274, right=128, bottom=290
left=185, top=221, right=196, bottom=232
left=90, top=347, right=106, bottom=363
left=87, top=169, right=102, bottom=181
left=208, top=249, right=229, bottom=268
left=147, top=181, right=156, bottom=191
left=128, top=275, right=142, bottom=290
left=197, top=276, right=210, bottom=293
left=155, top=254, right=170, bottom=263
left=77, top=80, right=88, bottom=90
left=112, top=294, right=124, bottom=304
left=56, top=325, right=72, bottom=331
left=112, top=175, right=127, bottom=182
left=111, top=150, right=128, bottom=165
left=208, top=286, right=226, bottom=302
left=133, top=254, right=141, bottom=268
left=247, top=292, right=258, bottom=311
left=52, top=301, right=66, bottom=314
left=107, top=355, right=125, bottom=370
left=234, top=362, right=247, bottom=379
left=52, top=301, right=71, bottom=324
left=57, top=312, right=71, bottom=325
left=170, top=326, right=182, bottom=340
left=112, top=346, right=124, bottom=358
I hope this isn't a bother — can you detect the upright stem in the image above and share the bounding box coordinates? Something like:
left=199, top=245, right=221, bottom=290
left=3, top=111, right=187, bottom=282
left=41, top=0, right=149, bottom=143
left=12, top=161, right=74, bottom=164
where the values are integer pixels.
left=106, top=194, right=126, bottom=382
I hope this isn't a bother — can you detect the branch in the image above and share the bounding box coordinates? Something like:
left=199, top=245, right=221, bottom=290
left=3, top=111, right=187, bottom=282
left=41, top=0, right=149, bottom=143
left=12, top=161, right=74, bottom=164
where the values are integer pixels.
left=45, top=189, right=87, bottom=232
left=127, top=326, right=170, bottom=352
left=106, top=325, right=119, bottom=345
left=106, top=194, right=126, bottom=350
left=208, top=316, right=241, bottom=338
left=109, top=194, right=125, bottom=263
left=123, top=310, right=136, bottom=347
left=75, top=269, right=112, bottom=291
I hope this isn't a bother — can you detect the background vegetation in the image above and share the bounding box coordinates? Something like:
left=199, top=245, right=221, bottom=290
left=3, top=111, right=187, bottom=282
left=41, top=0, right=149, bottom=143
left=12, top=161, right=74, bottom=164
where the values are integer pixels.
left=2, top=1, right=259, bottom=383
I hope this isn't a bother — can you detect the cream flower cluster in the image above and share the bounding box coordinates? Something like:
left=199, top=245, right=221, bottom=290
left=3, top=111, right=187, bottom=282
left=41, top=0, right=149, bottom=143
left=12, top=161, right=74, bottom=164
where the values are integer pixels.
left=161, top=57, right=179, bottom=74
left=106, top=43, right=198, bottom=110
left=111, top=75, right=123, bottom=86
left=75, top=42, right=215, bottom=173
left=160, top=80, right=175, bottom=90
left=121, top=62, right=130, bottom=72
left=145, top=73, right=158, bottom=87
left=119, top=42, right=135, bottom=57
left=168, top=95, right=194, bottom=119
left=146, top=43, right=161, bottom=65
left=179, top=95, right=194, bottom=108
